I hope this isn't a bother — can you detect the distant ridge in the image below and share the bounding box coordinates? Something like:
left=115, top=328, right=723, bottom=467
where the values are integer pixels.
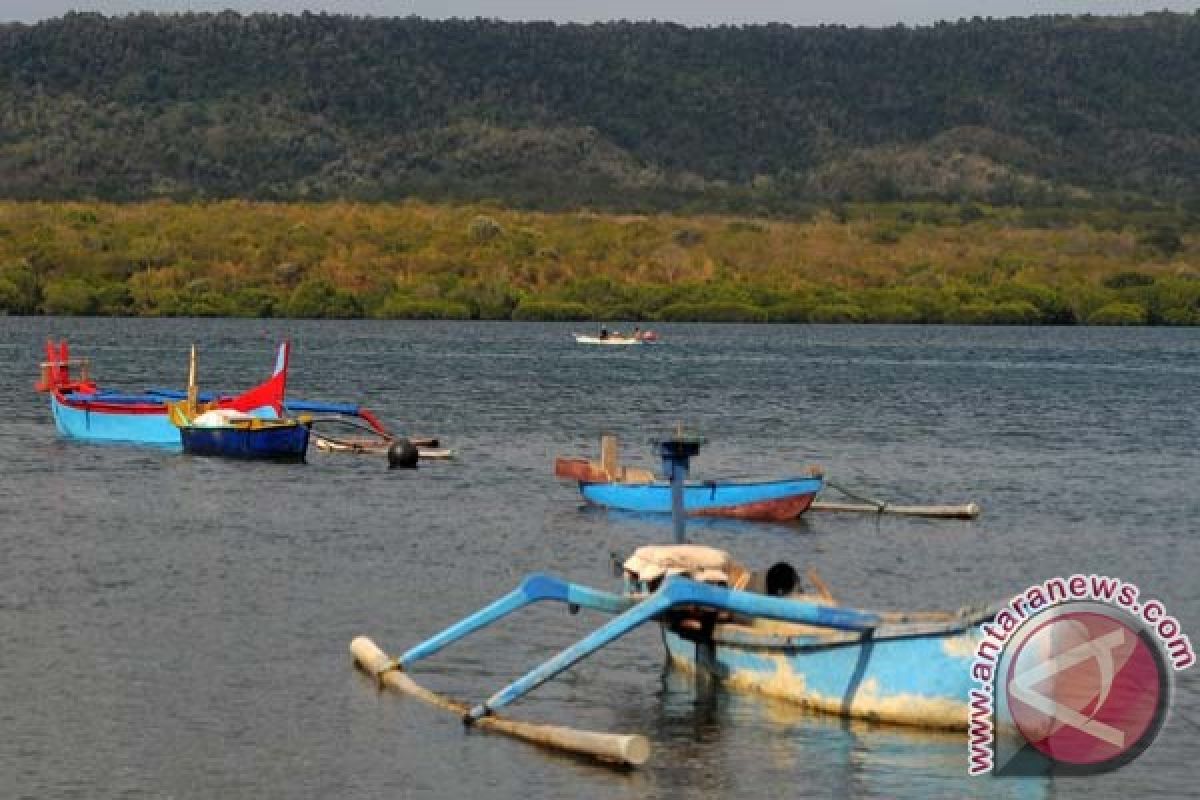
left=1, top=11, right=1198, bottom=211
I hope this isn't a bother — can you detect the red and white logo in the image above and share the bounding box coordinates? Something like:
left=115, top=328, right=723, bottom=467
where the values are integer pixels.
left=1004, top=607, right=1169, bottom=769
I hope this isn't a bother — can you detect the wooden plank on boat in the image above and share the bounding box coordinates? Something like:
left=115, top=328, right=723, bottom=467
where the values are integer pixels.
left=350, top=636, right=649, bottom=767
left=809, top=501, right=981, bottom=519
left=553, top=457, right=609, bottom=482
left=600, top=435, right=619, bottom=478
left=315, top=434, right=454, bottom=459
left=314, top=435, right=382, bottom=454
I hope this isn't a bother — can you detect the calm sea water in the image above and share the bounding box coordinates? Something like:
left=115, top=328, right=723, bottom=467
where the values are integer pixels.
left=1, top=317, right=1197, bottom=800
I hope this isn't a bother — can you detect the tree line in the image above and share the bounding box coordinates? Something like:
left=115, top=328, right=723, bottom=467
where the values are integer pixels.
left=1, top=12, right=1199, bottom=211
left=1, top=200, right=1196, bottom=325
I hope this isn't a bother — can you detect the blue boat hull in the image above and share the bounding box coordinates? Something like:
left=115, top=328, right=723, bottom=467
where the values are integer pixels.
left=50, top=395, right=278, bottom=448
left=579, top=477, right=823, bottom=521
left=179, top=423, right=311, bottom=461
left=51, top=395, right=182, bottom=447
left=661, top=617, right=983, bottom=729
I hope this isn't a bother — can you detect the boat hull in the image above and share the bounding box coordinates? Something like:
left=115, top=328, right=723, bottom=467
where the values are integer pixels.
left=179, top=423, right=311, bottom=461
left=579, top=477, right=822, bottom=521
left=50, top=394, right=278, bottom=448
left=41, top=340, right=291, bottom=448
left=51, top=394, right=184, bottom=447
left=573, top=334, right=646, bottom=345
left=661, top=620, right=981, bottom=729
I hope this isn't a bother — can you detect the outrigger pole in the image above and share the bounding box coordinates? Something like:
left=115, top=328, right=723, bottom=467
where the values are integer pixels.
left=352, top=637, right=651, bottom=766
left=351, top=574, right=648, bottom=766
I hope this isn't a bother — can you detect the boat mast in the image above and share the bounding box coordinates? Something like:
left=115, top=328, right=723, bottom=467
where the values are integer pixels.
left=186, top=344, right=198, bottom=415
left=657, top=426, right=702, bottom=544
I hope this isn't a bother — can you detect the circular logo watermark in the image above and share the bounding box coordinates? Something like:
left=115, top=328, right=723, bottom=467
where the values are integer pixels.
left=1003, top=604, right=1171, bottom=772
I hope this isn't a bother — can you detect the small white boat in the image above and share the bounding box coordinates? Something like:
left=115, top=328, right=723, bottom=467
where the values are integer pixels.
left=573, top=330, right=657, bottom=346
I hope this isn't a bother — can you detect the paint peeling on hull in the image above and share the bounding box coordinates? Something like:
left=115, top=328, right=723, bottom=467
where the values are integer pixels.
left=664, top=627, right=979, bottom=731
left=667, top=650, right=969, bottom=730
left=692, top=492, right=817, bottom=521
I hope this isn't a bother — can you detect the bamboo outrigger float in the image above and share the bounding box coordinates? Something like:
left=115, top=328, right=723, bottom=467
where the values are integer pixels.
left=351, top=435, right=996, bottom=768
left=310, top=418, right=454, bottom=459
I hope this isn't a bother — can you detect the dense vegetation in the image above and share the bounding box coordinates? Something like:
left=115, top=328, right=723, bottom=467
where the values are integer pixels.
left=2, top=201, right=1197, bottom=324
left=2, top=14, right=1197, bottom=323
left=1, top=12, right=1200, bottom=211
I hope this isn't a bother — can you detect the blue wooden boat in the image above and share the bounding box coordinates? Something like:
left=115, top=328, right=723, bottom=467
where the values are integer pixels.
left=36, top=339, right=290, bottom=447
left=50, top=391, right=184, bottom=446
left=646, top=548, right=990, bottom=730
left=579, top=477, right=823, bottom=520
left=36, top=339, right=397, bottom=449
left=176, top=417, right=311, bottom=461
left=351, top=548, right=993, bottom=766
left=555, top=435, right=823, bottom=521
left=168, top=347, right=311, bottom=461
left=352, top=437, right=995, bottom=767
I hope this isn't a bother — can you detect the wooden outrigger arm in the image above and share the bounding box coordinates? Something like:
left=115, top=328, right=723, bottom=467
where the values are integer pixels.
left=468, top=575, right=880, bottom=721
left=354, top=573, right=881, bottom=767
left=352, top=574, right=646, bottom=767
left=397, top=573, right=634, bottom=668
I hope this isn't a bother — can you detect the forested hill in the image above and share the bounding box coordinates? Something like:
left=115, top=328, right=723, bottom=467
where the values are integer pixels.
left=2, top=11, right=1199, bottom=211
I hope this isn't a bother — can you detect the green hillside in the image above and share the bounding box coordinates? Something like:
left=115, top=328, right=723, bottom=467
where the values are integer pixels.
left=1, top=12, right=1199, bottom=211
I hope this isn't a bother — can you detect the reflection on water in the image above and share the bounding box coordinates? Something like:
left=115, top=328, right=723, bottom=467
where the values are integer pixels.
left=638, top=665, right=1051, bottom=799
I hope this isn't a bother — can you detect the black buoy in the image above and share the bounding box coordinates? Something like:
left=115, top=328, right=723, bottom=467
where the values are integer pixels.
left=387, top=438, right=419, bottom=469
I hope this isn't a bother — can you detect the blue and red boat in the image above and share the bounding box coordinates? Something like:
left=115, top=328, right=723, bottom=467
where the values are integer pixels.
left=35, top=339, right=393, bottom=448
left=36, top=339, right=290, bottom=447
left=166, top=345, right=312, bottom=462
left=577, top=477, right=823, bottom=521
left=169, top=404, right=313, bottom=462
left=554, top=435, right=823, bottom=521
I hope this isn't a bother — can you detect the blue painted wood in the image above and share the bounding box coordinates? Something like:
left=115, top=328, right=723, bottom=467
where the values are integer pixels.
left=661, top=618, right=983, bottom=728
left=579, top=476, right=823, bottom=515
left=51, top=395, right=183, bottom=447
left=50, top=394, right=278, bottom=448
left=179, top=422, right=311, bottom=461
left=469, top=576, right=880, bottom=720
left=399, top=574, right=632, bottom=667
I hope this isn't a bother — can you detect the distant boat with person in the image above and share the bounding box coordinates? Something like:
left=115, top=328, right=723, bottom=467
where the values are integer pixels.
left=573, top=326, right=659, bottom=345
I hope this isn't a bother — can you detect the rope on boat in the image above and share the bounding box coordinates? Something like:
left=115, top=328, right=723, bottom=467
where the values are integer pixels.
left=374, top=656, right=404, bottom=688
left=825, top=480, right=888, bottom=512
left=303, top=414, right=394, bottom=441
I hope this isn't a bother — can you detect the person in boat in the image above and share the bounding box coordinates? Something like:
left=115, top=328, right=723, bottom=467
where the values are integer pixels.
left=632, top=326, right=642, bottom=341
left=599, top=327, right=609, bottom=340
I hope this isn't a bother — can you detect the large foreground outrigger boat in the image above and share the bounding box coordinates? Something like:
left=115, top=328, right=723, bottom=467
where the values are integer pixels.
left=352, top=436, right=995, bottom=767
